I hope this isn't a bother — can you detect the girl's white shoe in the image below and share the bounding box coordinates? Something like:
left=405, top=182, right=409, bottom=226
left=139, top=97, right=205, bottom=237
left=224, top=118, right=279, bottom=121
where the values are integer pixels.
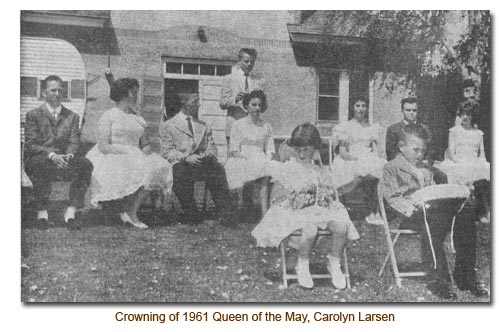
left=327, top=256, right=346, bottom=289
left=120, top=212, right=148, bottom=229
left=295, top=260, right=313, bottom=289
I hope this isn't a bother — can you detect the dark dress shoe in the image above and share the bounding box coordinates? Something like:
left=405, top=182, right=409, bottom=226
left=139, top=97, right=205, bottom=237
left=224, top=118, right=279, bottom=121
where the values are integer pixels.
left=66, top=218, right=81, bottom=231
left=34, top=218, right=49, bottom=230
left=428, top=279, right=457, bottom=300
left=454, top=271, right=489, bottom=297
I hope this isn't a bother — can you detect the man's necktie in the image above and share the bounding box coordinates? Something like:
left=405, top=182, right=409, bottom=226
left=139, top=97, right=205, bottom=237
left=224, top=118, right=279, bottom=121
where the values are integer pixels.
left=52, top=112, right=58, bottom=122
left=187, top=117, right=194, bottom=136
left=244, top=73, right=249, bottom=92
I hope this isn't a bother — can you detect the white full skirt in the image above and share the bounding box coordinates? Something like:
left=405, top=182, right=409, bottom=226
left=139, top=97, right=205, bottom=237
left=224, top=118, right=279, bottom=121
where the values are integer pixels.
left=87, top=145, right=172, bottom=206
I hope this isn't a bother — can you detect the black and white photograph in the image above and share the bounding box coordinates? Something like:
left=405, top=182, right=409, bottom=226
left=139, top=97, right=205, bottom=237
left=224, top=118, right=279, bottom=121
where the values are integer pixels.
left=19, top=9, right=491, bottom=306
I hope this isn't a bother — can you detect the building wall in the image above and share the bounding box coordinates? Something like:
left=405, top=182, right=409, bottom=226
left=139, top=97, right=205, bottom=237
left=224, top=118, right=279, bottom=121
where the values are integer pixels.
left=81, top=10, right=316, bottom=144
left=110, top=10, right=296, bottom=41
left=23, top=10, right=474, bottom=162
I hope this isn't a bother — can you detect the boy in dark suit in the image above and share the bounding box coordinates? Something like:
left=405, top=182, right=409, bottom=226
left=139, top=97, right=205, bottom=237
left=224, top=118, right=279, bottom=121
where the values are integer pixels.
left=24, top=75, right=93, bottom=230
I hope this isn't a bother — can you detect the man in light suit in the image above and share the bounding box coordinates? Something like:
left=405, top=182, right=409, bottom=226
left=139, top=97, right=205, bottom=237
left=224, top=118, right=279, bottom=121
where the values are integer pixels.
left=24, top=75, right=93, bottom=230
left=160, top=94, right=231, bottom=225
left=220, top=48, right=265, bottom=141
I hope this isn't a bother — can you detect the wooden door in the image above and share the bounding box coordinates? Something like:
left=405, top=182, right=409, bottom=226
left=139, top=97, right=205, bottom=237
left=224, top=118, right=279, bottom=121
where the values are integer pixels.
left=198, top=78, right=227, bottom=162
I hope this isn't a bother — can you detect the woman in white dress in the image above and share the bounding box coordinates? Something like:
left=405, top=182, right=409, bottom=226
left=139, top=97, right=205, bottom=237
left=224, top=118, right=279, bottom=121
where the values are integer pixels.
left=252, top=123, right=359, bottom=289
left=330, top=96, right=386, bottom=224
left=225, top=90, right=275, bottom=218
left=436, top=100, right=490, bottom=223
left=87, top=78, right=172, bottom=228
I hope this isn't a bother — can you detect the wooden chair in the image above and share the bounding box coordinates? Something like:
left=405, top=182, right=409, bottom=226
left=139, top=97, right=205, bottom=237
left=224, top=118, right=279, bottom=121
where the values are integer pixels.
left=277, top=140, right=350, bottom=288
left=377, top=181, right=455, bottom=287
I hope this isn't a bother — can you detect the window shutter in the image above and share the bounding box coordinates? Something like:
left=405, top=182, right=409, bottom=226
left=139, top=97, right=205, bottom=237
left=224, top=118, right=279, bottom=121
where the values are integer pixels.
left=140, top=76, right=164, bottom=152
left=141, top=76, right=164, bottom=125
left=71, top=79, right=86, bottom=100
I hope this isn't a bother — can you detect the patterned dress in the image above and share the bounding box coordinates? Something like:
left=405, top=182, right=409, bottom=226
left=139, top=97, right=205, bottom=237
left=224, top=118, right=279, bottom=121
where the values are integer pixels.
left=87, top=107, right=172, bottom=206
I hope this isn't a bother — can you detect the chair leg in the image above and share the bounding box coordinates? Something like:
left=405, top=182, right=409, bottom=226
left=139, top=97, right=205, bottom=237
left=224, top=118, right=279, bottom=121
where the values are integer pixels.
left=342, top=249, right=351, bottom=289
left=379, top=233, right=401, bottom=276
left=279, top=240, right=288, bottom=288
left=385, top=232, right=403, bottom=287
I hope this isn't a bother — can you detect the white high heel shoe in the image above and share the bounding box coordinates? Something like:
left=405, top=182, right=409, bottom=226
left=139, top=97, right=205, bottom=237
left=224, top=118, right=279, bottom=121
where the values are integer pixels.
left=120, top=212, right=148, bottom=229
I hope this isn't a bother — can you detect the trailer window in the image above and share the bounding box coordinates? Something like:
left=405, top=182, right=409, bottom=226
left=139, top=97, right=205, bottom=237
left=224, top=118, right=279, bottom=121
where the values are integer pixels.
left=40, top=80, right=69, bottom=100
left=71, top=80, right=86, bottom=99
left=21, top=77, right=37, bottom=97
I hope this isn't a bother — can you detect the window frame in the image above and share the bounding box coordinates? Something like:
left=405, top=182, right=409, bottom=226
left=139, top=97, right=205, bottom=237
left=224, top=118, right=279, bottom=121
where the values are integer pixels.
left=24, top=77, right=86, bottom=102
left=162, top=57, right=234, bottom=79
left=316, top=69, right=373, bottom=124
left=316, top=68, right=350, bottom=124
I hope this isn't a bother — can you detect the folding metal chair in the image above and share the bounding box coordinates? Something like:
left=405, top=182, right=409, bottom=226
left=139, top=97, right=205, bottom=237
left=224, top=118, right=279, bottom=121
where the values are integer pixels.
left=277, top=140, right=350, bottom=288
left=377, top=181, right=455, bottom=287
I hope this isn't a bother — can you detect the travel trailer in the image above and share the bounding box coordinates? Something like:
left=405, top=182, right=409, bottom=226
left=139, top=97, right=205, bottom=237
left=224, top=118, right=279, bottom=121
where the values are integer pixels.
left=20, top=36, right=87, bottom=139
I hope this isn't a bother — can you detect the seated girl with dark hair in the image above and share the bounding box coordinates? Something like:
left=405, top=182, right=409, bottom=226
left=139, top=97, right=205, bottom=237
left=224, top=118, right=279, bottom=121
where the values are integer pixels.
left=436, top=100, right=490, bottom=223
left=225, top=90, right=277, bottom=219
left=86, top=77, right=172, bottom=228
left=252, top=122, right=359, bottom=289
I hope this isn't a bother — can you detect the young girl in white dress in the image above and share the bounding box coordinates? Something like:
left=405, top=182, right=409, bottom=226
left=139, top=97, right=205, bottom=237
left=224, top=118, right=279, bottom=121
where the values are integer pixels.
left=436, top=100, right=490, bottom=223
left=252, top=123, right=359, bottom=289
left=87, top=78, right=172, bottom=228
left=225, top=90, right=276, bottom=218
left=330, top=96, right=386, bottom=224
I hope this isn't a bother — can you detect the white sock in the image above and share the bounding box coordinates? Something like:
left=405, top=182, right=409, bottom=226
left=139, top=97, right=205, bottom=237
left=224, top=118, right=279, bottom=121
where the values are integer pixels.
left=328, top=256, right=340, bottom=266
left=64, top=206, right=76, bottom=222
left=37, top=210, right=48, bottom=220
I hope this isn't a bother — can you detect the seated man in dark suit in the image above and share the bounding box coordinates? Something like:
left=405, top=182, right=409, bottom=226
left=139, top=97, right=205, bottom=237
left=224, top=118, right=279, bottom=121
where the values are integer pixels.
left=386, top=97, right=447, bottom=184
left=24, top=75, right=93, bottom=230
left=159, top=94, right=232, bottom=225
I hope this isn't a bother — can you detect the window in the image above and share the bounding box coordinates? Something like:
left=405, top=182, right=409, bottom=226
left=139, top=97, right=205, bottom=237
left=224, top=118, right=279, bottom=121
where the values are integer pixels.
left=21, top=77, right=86, bottom=101
left=40, top=79, right=69, bottom=100
left=318, top=71, right=340, bottom=121
left=348, top=71, right=369, bottom=120
left=317, top=70, right=369, bottom=123
left=21, top=77, right=37, bottom=97
left=164, top=59, right=232, bottom=77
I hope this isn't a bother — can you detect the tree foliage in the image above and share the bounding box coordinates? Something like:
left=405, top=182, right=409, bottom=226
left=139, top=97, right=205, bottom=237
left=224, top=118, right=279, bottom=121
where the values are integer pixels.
left=320, top=10, right=490, bottom=91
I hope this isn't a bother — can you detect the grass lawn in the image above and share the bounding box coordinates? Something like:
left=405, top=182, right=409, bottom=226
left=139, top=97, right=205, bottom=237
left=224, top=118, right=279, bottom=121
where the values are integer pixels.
left=20, top=204, right=491, bottom=303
